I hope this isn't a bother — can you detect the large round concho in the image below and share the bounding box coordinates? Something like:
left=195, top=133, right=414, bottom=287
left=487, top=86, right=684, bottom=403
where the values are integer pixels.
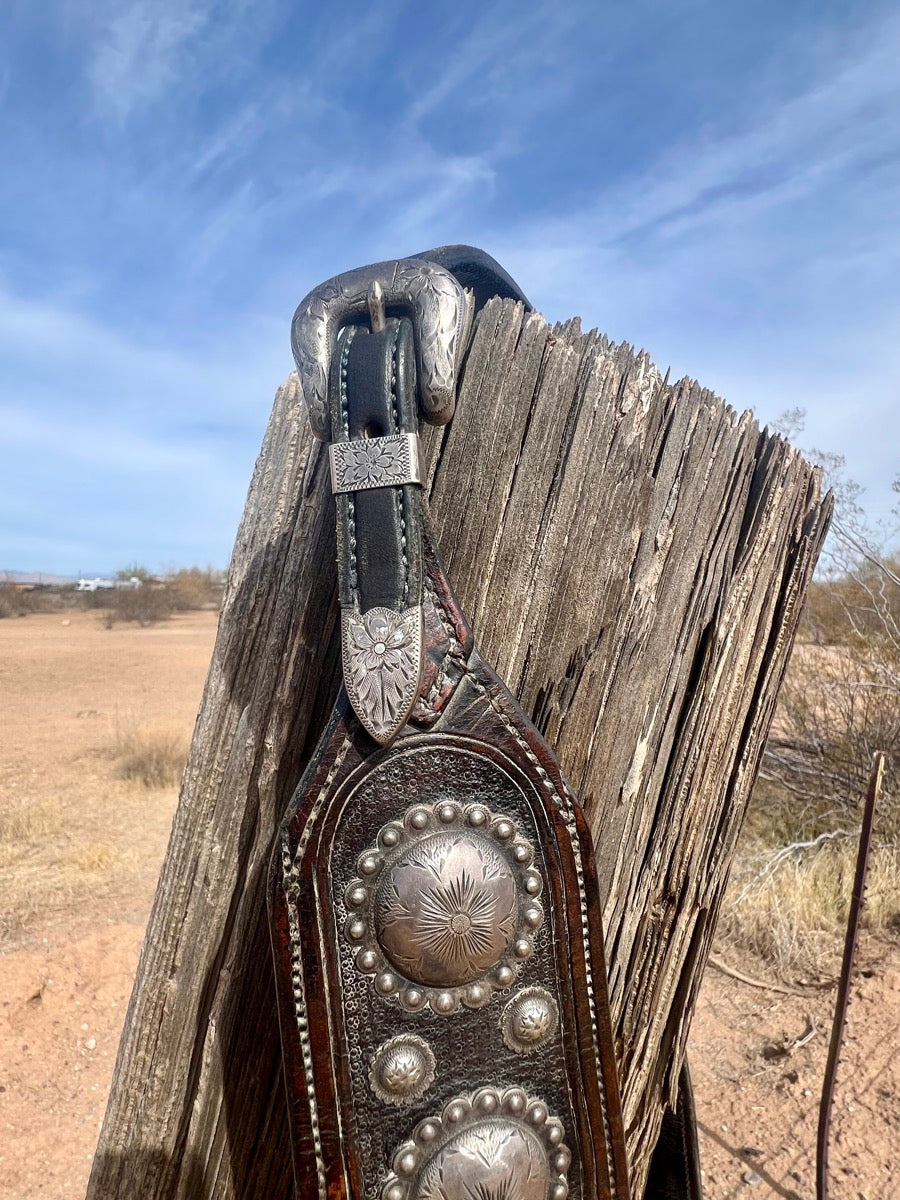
left=344, top=801, right=544, bottom=1013
left=382, top=1088, right=571, bottom=1200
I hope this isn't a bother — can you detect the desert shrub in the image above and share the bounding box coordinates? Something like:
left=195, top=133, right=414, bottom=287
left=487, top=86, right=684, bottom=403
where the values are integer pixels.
left=720, top=430, right=898, bottom=974
left=0, top=584, right=39, bottom=618
left=164, top=567, right=222, bottom=611
left=103, top=585, right=174, bottom=627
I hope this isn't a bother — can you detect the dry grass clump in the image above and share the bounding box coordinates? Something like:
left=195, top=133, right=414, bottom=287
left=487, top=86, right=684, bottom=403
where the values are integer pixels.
left=0, top=801, right=54, bottom=857
left=0, top=802, right=59, bottom=943
left=112, top=722, right=188, bottom=789
left=723, top=531, right=899, bottom=980
left=75, top=844, right=117, bottom=873
left=719, top=837, right=900, bottom=980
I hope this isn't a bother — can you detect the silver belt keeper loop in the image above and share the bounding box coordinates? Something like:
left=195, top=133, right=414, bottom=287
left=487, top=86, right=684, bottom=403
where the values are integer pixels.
left=329, top=431, right=423, bottom=494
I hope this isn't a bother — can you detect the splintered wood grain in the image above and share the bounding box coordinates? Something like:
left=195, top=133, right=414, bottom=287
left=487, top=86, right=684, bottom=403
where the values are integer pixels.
left=88, top=299, right=831, bottom=1200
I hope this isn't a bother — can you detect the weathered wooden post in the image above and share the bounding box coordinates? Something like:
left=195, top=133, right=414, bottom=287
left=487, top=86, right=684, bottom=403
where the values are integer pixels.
left=87, top=260, right=830, bottom=1199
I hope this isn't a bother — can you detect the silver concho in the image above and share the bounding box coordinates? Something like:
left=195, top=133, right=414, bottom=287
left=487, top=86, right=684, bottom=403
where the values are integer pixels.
left=344, top=802, right=544, bottom=1013
left=342, top=605, right=423, bottom=745
left=501, top=986, right=559, bottom=1054
left=382, top=1087, right=571, bottom=1200
left=369, top=1035, right=436, bottom=1106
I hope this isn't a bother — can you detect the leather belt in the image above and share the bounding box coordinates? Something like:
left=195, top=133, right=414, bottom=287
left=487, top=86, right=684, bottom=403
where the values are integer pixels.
left=269, top=247, right=697, bottom=1200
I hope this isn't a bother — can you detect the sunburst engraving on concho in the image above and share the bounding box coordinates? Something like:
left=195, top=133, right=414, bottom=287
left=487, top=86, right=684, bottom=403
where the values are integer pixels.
left=382, top=1087, right=571, bottom=1200
left=341, top=605, right=423, bottom=745
left=501, top=986, right=559, bottom=1054
left=369, top=1034, right=436, bottom=1106
left=344, top=802, right=544, bottom=1013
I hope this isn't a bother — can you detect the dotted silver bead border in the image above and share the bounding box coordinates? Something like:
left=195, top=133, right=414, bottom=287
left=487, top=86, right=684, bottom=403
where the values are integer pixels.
left=382, top=1086, right=572, bottom=1200
left=343, top=800, right=545, bottom=1014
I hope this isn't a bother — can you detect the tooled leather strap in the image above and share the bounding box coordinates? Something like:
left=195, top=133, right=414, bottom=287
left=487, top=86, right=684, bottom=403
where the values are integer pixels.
left=270, top=248, right=632, bottom=1200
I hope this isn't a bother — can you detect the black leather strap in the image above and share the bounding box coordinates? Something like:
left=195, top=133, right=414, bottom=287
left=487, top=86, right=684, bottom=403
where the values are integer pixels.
left=412, top=244, right=533, bottom=312
left=328, top=318, right=423, bottom=615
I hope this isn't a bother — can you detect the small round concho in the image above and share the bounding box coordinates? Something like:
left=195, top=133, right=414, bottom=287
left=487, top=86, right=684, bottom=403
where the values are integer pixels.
left=343, top=801, right=544, bottom=1013
left=382, top=1087, right=572, bottom=1200
left=369, top=1034, right=436, bottom=1106
left=501, top=986, right=559, bottom=1054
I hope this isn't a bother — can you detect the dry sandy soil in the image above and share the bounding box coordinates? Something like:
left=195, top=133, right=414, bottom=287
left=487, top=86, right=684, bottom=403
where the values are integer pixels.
left=0, top=610, right=896, bottom=1199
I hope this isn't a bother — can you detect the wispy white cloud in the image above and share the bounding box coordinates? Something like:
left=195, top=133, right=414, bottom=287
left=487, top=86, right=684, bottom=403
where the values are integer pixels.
left=86, top=1, right=212, bottom=123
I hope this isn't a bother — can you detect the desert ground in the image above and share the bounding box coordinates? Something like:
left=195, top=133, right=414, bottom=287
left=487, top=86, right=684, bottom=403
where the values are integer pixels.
left=0, top=610, right=896, bottom=1199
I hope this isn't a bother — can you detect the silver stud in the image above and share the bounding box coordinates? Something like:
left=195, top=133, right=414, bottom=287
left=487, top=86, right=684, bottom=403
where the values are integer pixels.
left=524, top=904, right=543, bottom=928
left=397, top=1152, right=417, bottom=1175
left=464, top=983, right=486, bottom=1007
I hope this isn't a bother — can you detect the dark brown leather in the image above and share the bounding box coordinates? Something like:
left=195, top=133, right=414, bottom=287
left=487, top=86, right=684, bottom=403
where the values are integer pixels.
left=643, top=1064, right=703, bottom=1200
left=269, top=309, right=631, bottom=1199
left=269, top=247, right=704, bottom=1200
left=269, top=642, right=632, bottom=1199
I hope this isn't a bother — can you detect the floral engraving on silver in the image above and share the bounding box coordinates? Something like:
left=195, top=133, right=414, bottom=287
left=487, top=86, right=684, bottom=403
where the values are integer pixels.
left=382, top=1087, right=571, bottom=1200
left=291, top=257, right=471, bottom=439
left=501, top=986, right=559, bottom=1055
left=344, top=802, right=544, bottom=1013
left=369, top=1034, right=436, bottom=1106
left=342, top=606, right=423, bottom=745
left=377, top=832, right=517, bottom=987
left=329, top=432, right=423, bottom=494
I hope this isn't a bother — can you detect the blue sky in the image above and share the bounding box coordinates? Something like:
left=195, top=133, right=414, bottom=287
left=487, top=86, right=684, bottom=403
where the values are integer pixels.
left=2, top=0, right=898, bottom=575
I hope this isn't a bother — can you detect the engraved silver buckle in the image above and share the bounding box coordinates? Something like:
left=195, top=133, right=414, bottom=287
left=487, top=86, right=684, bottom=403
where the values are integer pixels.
left=291, top=257, right=472, bottom=440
